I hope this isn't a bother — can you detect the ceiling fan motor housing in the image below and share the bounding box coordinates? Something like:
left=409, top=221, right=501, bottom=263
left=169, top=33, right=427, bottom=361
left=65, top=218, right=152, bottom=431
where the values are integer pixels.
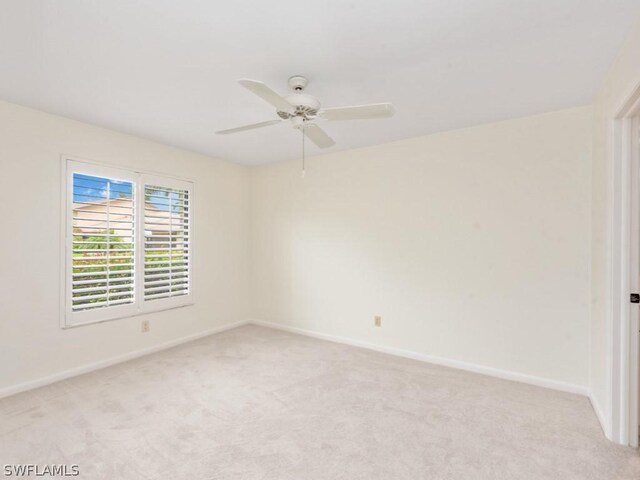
left=278, top=92, right=321, bottom=119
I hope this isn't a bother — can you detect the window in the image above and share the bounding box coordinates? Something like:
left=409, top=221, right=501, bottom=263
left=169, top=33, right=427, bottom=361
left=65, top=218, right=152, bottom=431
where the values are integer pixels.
left=71, top=174, right=136, bottom=312
left=143, top=184, right=190, bottom=301
left=64, top=159, right=193, bottom=327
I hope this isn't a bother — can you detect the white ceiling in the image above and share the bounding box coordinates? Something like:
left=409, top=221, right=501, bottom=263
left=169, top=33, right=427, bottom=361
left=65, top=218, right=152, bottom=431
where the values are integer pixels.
left=1, top=1, right=639, bottom=165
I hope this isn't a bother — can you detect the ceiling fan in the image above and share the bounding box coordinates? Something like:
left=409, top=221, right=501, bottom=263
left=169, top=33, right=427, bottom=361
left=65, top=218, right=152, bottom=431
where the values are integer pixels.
left=216, top=76, right=395, bottom=149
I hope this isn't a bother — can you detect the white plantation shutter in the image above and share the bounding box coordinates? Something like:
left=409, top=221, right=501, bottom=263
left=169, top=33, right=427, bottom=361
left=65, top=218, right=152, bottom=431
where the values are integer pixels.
left=143, top=183, right=191, bottom=302
left=67, top=167, right=138, bottom=323
left=65, top=160, right=193, bottom=327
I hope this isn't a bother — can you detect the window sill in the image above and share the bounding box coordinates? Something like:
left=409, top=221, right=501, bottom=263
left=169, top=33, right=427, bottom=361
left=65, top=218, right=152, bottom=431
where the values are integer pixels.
left=62, top=302, right=195, bottom=329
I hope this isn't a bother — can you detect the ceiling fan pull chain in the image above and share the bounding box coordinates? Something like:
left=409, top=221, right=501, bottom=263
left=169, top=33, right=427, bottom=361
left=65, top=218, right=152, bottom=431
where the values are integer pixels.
left=301, top=120, right=306, bottom=178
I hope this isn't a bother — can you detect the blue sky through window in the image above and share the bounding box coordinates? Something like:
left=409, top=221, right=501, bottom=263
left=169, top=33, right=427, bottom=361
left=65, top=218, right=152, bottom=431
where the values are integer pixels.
left=73, top=174, right=184, bottom=212
left=73, top=173, right=133, bottom=203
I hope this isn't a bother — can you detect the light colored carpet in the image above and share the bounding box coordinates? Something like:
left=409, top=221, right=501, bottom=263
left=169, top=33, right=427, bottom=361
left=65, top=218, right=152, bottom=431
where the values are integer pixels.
left=1, top=325, right=639, bottom=479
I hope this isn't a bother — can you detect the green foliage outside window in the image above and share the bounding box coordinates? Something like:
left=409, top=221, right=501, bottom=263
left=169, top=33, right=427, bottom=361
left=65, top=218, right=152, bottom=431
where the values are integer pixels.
left=72, top=230, right=188, bottom=307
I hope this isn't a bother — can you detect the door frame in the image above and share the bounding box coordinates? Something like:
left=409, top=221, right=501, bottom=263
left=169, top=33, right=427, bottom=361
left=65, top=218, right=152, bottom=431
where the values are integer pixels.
left=611, top=81, right=640, bottom=447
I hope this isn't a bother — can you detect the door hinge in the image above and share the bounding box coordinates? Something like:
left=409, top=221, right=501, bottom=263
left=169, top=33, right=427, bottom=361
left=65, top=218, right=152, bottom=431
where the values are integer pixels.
left=631, top=293, right=640, bottom=304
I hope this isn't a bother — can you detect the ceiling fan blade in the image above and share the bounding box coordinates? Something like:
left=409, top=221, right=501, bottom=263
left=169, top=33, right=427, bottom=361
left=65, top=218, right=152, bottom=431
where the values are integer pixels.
left=303, top=124, right=335, bottom=148
left=320, top=103, right=395, bottom=121
left=216, top=119, right=281, bottom=135
left=238, top=79, right=294, bottom=113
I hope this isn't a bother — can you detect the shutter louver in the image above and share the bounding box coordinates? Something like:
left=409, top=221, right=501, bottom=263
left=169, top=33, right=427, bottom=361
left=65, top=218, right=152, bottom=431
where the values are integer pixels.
left=143, top=184, right=190, bottom=301
left=71, top=174, right=135, bottom=312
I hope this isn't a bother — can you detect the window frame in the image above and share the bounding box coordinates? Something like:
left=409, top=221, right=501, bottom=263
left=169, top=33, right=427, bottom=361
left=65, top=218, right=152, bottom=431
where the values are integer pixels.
left=61, top=157, right=195, bottom=328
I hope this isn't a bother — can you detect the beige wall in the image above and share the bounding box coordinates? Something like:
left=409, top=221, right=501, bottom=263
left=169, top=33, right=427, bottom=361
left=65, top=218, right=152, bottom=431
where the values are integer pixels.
left=590, top=19, right=640, bottom=436
left=0, top=100, right=250, bottom=393
left=250, top=106, right=593, bottom=390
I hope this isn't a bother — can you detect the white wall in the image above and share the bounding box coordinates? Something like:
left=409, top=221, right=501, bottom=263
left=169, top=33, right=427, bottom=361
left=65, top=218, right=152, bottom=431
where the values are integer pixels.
left=0, top=100, right=250, bottom=394
left=590, top=18, right=640, bottom=438
left=251, top=106, right=593, bottom=390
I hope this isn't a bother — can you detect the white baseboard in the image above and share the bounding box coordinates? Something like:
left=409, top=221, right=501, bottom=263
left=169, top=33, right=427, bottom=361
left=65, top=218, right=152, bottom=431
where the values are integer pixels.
left=248, top=319, right=590, bottom=397
left=0, top=320, right=248, bottom=399
left=588, top=392, right=612, bottom=439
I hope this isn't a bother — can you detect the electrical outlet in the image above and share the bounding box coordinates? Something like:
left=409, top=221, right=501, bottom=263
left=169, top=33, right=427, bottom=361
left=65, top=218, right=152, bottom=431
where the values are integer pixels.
left=374, top=316, right=382, bottom=327
left=141, top=320, right=150, bottom=333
